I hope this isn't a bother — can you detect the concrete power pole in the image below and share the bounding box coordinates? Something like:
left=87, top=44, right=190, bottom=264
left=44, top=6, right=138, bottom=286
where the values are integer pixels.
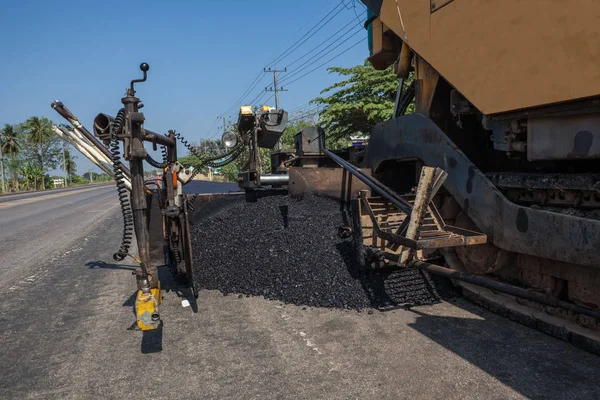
left=264, top=68, right=288, bottom=149
left=264, top=67, right=288, bottom=110
left=89, top=163, right=93, bottom=184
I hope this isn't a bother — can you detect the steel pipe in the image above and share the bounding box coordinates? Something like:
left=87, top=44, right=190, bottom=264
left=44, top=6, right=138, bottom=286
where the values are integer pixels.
left=260, top=174, right=289, bottom=185
left=412, top=260, right=600, bottom=320
left=324, top=149, right=412, bottom=214
left=51, top=101, right=132, bottom=179
left=53, top=125, right=132, bottom=191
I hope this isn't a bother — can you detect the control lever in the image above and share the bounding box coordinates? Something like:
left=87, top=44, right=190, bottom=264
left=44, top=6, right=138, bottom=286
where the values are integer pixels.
left=128, top=62, right=150, bottom=96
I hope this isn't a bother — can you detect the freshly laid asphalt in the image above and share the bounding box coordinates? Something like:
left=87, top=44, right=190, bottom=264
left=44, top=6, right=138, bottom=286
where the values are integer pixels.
left=1, top=181, right=599, bottom=399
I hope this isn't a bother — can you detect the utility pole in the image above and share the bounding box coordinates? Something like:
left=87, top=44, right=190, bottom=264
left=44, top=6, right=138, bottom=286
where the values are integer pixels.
left=89, top=163, right=93, bottom=184
left=0, top=132, right=5, bottom=193
left=264, top=67, right=288, bottom=110
left=264, top=67, right=288, bottom=149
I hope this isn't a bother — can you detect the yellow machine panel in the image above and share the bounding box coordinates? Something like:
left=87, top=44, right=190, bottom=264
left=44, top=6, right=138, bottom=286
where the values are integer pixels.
left=373, top=0, right=600, bottom=115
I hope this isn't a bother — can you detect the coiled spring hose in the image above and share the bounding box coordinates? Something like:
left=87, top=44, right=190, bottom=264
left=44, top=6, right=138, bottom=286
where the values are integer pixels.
left=174, top=131, right=245, bottom=164
left=145, top=153, right=169, bottom=169
left=144, top=139, right=169, bottom=169
left=110, top=108, right=134, bottom=262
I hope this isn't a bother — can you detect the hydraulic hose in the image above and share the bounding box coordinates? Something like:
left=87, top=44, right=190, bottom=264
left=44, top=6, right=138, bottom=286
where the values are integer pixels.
left=110, top=109, right=134, bottom=262
left=145, top=154, right=169, bottom=169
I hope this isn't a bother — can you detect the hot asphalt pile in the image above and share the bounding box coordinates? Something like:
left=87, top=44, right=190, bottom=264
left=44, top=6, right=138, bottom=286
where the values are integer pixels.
left=190, top=193, right=440, bottom=310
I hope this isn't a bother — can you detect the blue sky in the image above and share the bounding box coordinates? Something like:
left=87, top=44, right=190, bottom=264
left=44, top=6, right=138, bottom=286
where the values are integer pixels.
left=0, top=0, right=368, bottom=173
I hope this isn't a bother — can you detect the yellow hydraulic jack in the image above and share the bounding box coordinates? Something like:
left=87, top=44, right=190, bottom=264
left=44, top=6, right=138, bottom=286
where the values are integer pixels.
left=136, top=276, right=162, bottom=330
left=129, top=255, right=162, bottom=330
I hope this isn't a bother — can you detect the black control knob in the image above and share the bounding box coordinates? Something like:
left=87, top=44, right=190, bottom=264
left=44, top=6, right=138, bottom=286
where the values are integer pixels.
left=140, top=63, right=150, bottom=72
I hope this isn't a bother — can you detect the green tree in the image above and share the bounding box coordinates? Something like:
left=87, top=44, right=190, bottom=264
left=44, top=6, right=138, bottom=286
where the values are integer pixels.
left=1, top=124, right=20, bottom=156
left=25, top=117, right=61, bottom=190
left=5, top=156, right=23, bottom=190
left=19, top=162, right=43, bottom=190
left=310, top=61, right=413, bottom=142
left=1, top=124, right=21, bottom=192
left=178, top=154, right=205, bottom=174
left=63, top=147, right=77, bottom=185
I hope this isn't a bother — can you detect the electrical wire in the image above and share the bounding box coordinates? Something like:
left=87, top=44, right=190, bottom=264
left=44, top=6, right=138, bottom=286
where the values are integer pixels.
left=281, top=38, right=365, bottom=87
left=212, top=0, right=359, bottom=127
left=264, top=1, right=345, bottom=69
left=284, top=18, right=358, bottom=69
left=278, top=28, right=363, bottom=86
left=221, top=72, right=268, bottom=117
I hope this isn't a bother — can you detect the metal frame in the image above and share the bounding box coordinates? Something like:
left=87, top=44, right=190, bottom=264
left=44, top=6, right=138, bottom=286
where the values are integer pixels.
left=363, top=113, right=600, bottom=267
left=357, top=191, right=487, bottom=256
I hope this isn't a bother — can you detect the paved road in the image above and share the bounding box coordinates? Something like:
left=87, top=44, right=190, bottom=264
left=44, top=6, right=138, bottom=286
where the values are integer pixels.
left=1, top=182, right=599, bottom=399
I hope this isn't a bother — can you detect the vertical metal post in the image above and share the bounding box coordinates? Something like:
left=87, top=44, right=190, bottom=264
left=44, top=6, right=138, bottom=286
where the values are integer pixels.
left=122, top=94, right=157, bottom=286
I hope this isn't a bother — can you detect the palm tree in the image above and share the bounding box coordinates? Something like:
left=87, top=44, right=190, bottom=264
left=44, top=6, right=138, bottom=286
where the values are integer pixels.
left=1, top=124, right=20, bottom=156
left=25, top=117, right=52, bottom=190
left=1, top=124, right=21, bottom=191
left=63, top=147, right=77, bottom=185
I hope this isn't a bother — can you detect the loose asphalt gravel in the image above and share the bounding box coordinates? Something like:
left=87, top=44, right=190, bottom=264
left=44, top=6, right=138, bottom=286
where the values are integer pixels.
left=191, top=193, right=440, bottom=310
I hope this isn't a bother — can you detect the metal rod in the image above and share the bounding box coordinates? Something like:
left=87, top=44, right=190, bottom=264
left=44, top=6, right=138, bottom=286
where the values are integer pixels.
left=144, top=132, right=177, bottom=148
left=324, top=149, right=413, bottom=214
left=53, top=125, right=132, bottom=191
left=412, top=261, right=600, bottom=320
left=50, top=101, right=132, bottom=179
left=259, top=174, right=289, bottom=185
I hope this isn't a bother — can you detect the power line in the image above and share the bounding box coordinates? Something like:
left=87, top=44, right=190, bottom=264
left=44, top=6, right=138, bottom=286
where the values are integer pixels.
left=221, top=72, right=268, bottom=117
left=272, top=8, right=321, bottom=56
left=284, top=18, right=358, bottom=69
left=212, top=0, right=359, bottom=126
left=287, top=102, right=312, bottom=113
left=282, top=38, right=365, bottom=87
left=264, top=1, right=345, bottom=69
left=343, top=0, right=367, bottom=28
left=279, top=28, right=364, bottom=86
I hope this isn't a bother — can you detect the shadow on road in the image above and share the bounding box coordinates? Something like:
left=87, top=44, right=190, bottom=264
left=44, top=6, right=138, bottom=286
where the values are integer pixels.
left=85, top=261, right=197, bottom=314
left=85, top=260, right=198, bottom=354
left=85, top=260, right=137, bottom=271
left=406, top=305, right=600, bottom=399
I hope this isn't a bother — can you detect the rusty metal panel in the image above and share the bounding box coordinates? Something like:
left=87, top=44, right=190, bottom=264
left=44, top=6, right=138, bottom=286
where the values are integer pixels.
left=527, top=114, right=600, bottom=161
left=288, top=167, right=371, bottom=202
left=429, top=0, right=600, bottom=114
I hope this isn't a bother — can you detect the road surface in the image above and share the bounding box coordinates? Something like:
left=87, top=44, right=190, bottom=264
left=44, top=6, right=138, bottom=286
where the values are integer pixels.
left=1, top=183, right=599, bottom=399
